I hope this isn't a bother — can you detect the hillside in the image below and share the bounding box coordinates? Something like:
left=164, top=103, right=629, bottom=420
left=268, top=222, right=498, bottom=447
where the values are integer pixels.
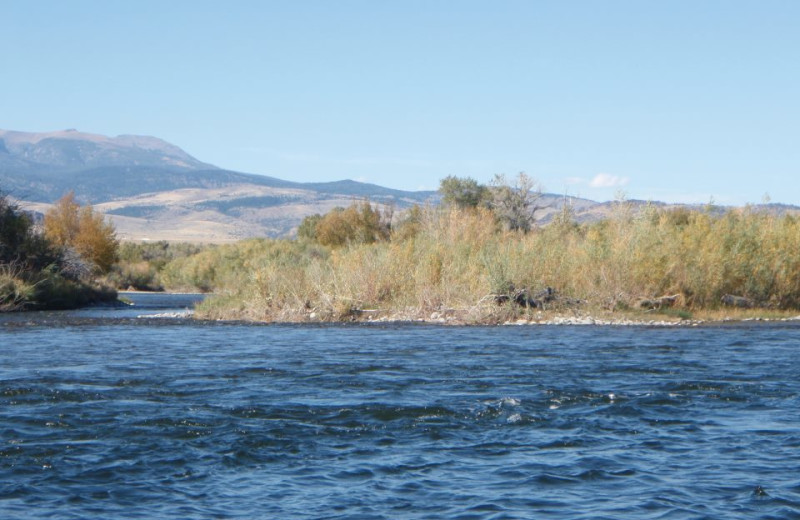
left=1, top=129, right=437, bottom=240
left=4, top=129, right=799, bottom=242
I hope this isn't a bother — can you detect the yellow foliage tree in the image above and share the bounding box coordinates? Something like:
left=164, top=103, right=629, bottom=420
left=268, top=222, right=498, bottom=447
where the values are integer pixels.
left=44, top=192, right=118, bottom=273
left=315, top=202, right=390, bottom=248
left=43, top=192, right=80, bottom=248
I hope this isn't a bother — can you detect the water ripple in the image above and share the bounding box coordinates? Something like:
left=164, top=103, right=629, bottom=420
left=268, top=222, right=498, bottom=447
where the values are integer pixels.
left=2, top=319, right=800, bottom=518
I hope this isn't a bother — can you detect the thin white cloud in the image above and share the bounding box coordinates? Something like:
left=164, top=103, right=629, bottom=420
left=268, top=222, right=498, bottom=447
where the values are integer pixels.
left=590, top=173, right=629, bottom=188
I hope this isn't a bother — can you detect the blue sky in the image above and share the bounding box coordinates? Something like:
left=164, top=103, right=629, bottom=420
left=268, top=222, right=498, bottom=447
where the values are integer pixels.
left=2, top=1, right=798, bottom=204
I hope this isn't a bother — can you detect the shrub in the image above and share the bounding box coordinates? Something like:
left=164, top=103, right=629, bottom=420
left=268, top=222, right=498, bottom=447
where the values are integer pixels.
left=297, top=214, right=322, bottom=242
left=106, top=261, right=163, bottom=291
left=159, top=202, right=800, bottom=322
left=107, top=241, right=211, bottom=291
left=0, top=264, right=35, bottom=311
left=313, top=202, right=391, bottom=247
left=44, top=192, right=118, bottom=274
left=1, top=190, right=118, bottom=311
left=439, top=176, right=490, bottom=209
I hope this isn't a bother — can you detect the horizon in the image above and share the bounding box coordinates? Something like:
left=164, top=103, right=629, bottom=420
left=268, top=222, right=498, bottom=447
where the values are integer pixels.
left=5, top=126, right=797, bottom=209
left=2, top=1, right=798, bottom=206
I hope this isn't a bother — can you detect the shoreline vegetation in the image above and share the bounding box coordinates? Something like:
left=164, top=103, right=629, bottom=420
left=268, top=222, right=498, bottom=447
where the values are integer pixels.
left=181, top=202, right=800, bottom=326
left=6, top=174, right=800, bottom=325
left=135, top=174, right=800, bottom=326
left=1, top=192, right=117, bottom=311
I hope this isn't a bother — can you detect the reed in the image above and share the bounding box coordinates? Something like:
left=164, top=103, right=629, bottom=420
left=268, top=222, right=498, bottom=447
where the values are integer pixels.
left=0, top=263, right=35, bottom=312
left=166, top=204, right=800, bottom=322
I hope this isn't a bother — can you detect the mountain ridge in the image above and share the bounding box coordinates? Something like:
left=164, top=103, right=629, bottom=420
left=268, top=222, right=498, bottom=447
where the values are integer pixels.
left=0, top=128, right=217, bottom=177
left=3, top=128, right=798, bottom=242
left=1, top=128, right=440, bottom=240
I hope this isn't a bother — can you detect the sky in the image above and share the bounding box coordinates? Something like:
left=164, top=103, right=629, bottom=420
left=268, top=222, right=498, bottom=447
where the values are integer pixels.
left=2, top=0, right=799, bottom=205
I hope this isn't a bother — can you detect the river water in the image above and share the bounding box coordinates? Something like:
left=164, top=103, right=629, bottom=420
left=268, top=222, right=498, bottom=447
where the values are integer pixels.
left=1, top=293, right=800, bottom=519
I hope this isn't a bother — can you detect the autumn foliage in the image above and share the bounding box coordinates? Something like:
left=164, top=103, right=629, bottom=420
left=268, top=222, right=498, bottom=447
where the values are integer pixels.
left=300, top=202, right=391, bottom=248
left=44, top=192, right=118, bottom=273
left=1, top=190, right=117, bottom=311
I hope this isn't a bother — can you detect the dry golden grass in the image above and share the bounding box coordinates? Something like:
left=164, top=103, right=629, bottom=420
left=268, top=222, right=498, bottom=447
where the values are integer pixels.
left=162, top=205, right=800, bottom=323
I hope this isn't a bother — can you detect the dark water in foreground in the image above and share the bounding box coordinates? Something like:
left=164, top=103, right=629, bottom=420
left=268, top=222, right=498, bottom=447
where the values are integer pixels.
left=1, top=295, right=800, bottom=519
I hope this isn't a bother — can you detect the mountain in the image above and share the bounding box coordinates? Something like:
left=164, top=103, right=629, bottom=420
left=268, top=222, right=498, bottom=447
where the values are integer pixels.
left=4, top=129, right=798, bottom=242
left=0, top=129, right=214, bottom=172
left=1, top=129, right=438, bottom=240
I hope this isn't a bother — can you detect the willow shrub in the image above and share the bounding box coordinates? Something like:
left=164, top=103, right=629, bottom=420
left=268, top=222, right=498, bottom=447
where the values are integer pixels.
left=184, top=206, right=800, bottom=321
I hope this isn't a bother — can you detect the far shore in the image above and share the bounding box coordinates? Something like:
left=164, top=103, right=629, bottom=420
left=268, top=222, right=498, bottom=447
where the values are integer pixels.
left=189, top=299, right=800, bottom=327
left=109, top=289, right=800, bottom=327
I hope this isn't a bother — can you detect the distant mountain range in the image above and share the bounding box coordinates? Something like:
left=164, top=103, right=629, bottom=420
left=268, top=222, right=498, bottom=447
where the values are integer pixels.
left=2, top=128, right=797, bottom=242
left=0, top=129, right=440, bottom=240
left=0, top=129, right=432, bottom=202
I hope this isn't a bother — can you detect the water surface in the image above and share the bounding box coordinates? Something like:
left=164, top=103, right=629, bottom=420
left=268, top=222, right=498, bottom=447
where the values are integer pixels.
left=2, top=296, right=799, bottom=519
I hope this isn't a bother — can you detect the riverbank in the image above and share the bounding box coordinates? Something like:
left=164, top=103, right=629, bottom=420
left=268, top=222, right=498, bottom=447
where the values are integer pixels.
left=1, top=191, right=121, bottom=313
left=1, top=270, right=118, bottom=312
left=193, top=295, right=800, bottom=327
left=128, top=205, right=800, bottom=325
left=8, top=288, right=798, bottom=327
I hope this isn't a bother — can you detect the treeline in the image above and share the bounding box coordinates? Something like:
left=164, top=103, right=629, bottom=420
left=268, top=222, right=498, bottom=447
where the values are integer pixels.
left=0, top=192, right=117, bottom=311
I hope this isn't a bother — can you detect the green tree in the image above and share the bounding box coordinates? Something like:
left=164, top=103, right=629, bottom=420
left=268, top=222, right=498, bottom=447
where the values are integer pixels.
left=297, top=214, right=322, bottom=241
left=0, top=194, right=34, bottom=264
left=0, top=192, right=57, bottom=270
left=438, top=176, right=490, bottom=210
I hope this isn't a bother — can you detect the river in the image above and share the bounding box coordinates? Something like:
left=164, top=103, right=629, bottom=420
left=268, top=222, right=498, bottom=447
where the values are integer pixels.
left=1, top=293, right=800, bottom=519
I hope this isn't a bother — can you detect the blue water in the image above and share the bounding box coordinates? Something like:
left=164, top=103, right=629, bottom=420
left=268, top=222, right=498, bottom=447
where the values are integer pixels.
left=2, top=295, right=800, bottom=519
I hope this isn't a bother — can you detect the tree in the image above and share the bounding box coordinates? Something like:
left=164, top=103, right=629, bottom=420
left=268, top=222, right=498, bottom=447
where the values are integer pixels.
left=490, top=172, right=544, bottom=233
left=75, top=206, right=118, bottom=273
left=43, top=192, right=80, bottom=248
left=297, top=214, right=322, bottom=241
left=0, top=194, right=34, bottom=264
left=313, top=202, right=391, bottom=248
left=0, top=192, right=58, bottom=270
left=44, top=192, right=118, bottom=273
left=438, top=176, right=490, bottom=210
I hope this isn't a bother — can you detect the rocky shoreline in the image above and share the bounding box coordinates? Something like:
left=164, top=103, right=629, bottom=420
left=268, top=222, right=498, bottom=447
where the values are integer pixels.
left=364, top=312, right=696, bottom=327
left=193, top=292, right=800, bottom=326
left=346, top=308, right=800, bottom=327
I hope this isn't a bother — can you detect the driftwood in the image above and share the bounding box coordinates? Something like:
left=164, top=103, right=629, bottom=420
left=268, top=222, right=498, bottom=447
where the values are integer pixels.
left=638, top=294, right=681, bottom=310
left=721, top=294, right=754, bottom=308
left=495, top=287, right=561, bottom=309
